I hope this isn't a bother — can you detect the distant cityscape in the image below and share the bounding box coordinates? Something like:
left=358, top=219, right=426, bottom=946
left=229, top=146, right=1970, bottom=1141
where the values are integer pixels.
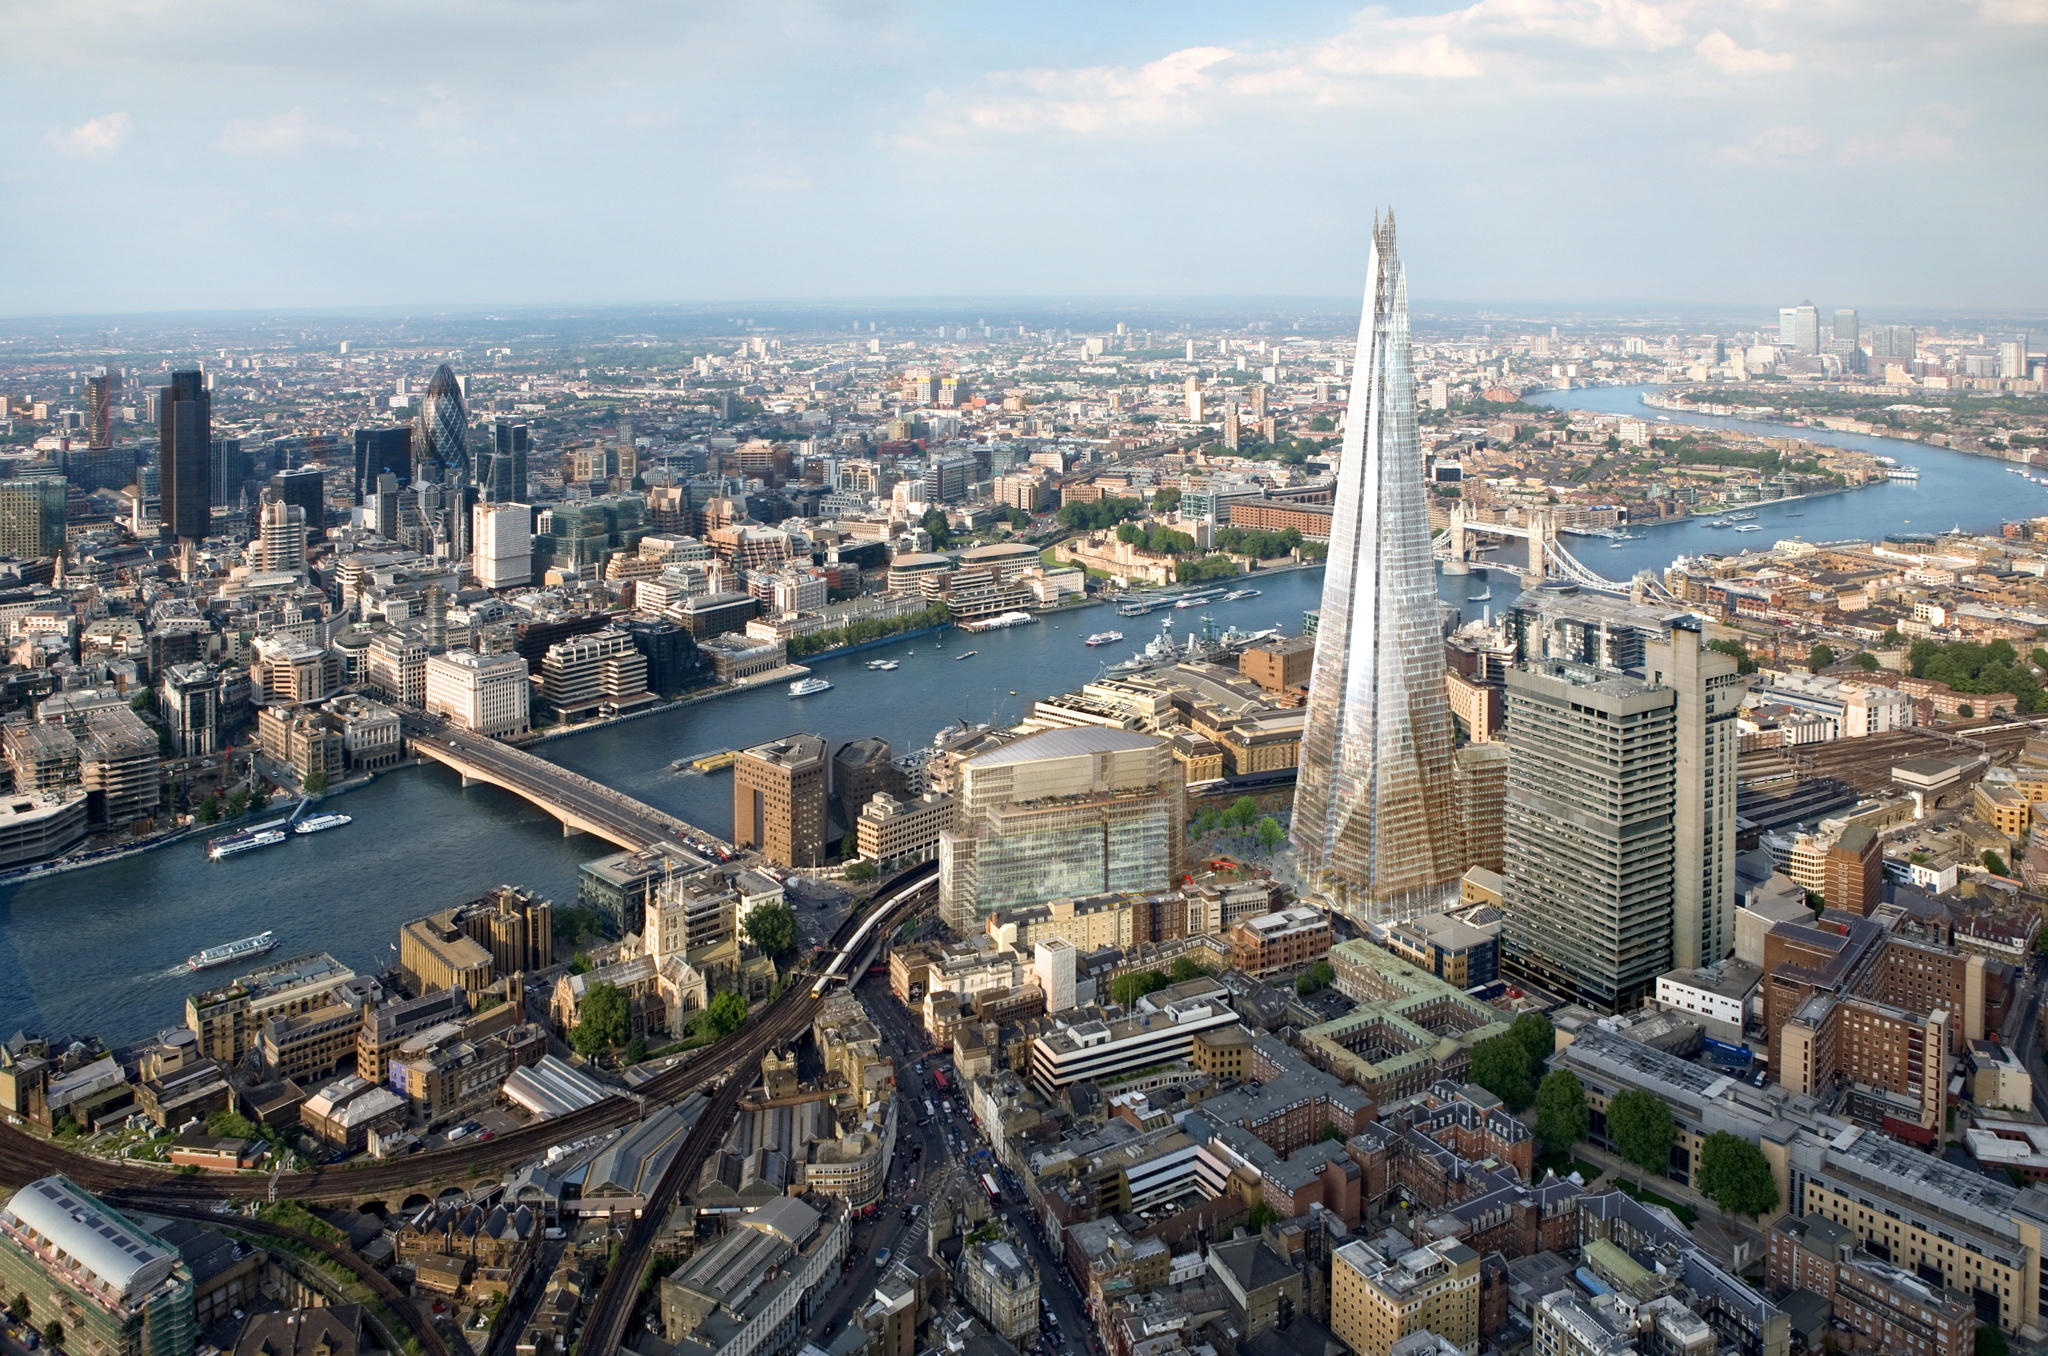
left=0, top=243, right=2045, bottom=1356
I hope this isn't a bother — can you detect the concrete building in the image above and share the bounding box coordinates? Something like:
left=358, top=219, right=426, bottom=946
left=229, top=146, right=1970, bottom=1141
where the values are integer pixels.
left=657, top=1197, right=849, bottom=1356
left=958, top=1239, right=1039, bottom=1344
left=855, top=791, right=953, bottom=866
left=399, top=887, right=554, bottom=1001
left=1330, top=1234, right=1481, bottom=1356
left=1227, top=907, right=1333, bottom=976
left=1027, top=985, right=1238, bottom=1093
left=158, top=662, right=221, bottom=756
left=425, top=648, right=531, bottom=739
left=185, top=952, right=358, bottom=1069
left=939, top=727, right=1183, bottom=933
left=733, top=733, right=829, bottom=868
left=0, top=1177, right=195, bottom=1356
left=1824, top=823, right=1884, bottom=915
left=473, top=501, right=532, bottom=589
left=540, top=630, right=655, bottom=721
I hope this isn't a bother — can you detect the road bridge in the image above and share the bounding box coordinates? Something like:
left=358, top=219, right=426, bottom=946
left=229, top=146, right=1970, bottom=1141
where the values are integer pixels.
left=1434, top=501, right=1683, bottom=600
left=403, top=713, right=732, bottom=854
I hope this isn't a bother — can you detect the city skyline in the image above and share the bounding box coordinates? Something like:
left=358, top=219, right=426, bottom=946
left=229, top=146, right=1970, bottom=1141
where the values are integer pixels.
left=5, top=0, right=2043, bottom=314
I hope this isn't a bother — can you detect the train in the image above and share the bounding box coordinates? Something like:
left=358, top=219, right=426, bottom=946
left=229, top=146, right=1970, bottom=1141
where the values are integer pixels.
left=809, top=863, right=936, bottom=999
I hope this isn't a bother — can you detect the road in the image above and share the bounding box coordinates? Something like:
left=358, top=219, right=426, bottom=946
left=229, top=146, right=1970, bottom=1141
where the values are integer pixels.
left=800, top=970, right=1099, bottom=1356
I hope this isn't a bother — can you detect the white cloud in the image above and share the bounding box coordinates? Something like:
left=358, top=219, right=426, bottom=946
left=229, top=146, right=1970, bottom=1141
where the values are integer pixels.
left=215, top=108, right=360, bottom=155
left=44, top=113, right=132, bottom=156
left=1695, top=29, right=1795, bottom=73
left=1713, top=125, right=1826, bottom=165
left=1838, top=124, right=1956, bottom=164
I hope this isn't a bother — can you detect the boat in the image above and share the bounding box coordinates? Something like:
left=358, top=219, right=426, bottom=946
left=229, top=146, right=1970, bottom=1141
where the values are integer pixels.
left=1220, top=589, right=1262, bottom=601
left=292, top=813, right=352, bottom=836
left=1085, top=631, right=1125, bottom=646
left=1886, top=467, right=1921, bottom=481
left=788, top=678, right=834, bottom=698
left=1704, top=520, right=1731, bottom=528
left=1734, top=524, right=1764, bottom=532
left=1786, top=512, right=1804, bottom=517
left=1469, top=588, right=1492, bottom=601
left=676, top=749, right=736, bottom=774
left=1725, top=510, right=1757, bottom=521
left=967, top=611, right=1035, bottom=631
left=954, top=650, right=978, bottom=661
left=866, top=659, right=900, bottom=671
left=187, top=931, right=279, bottom=972
left=208, top=828, right=286, bottom=860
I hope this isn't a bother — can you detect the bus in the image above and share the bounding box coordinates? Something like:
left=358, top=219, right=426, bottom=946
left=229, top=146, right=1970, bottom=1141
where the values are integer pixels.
left=981, top=1173, right=1003, bottom=1207
left=933, top=1069, right=951, bottom=1092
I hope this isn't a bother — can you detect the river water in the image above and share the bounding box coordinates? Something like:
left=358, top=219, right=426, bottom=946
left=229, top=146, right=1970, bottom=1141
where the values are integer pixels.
left=5, top=389, right=2006, bottom=1045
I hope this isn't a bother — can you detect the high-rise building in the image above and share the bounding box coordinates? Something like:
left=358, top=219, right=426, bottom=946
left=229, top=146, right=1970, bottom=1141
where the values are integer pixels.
left=158, top=662, right=222, bottom=756
left=938, top=727, right=1183, bottom=933
left=472, top=501, right=532, bottom=589
left=0, top=479, right=66, bottom=559
left=1779, top=302, right=1821, bottom=355
left=157, top=370, right=211, bottom=542
left=1502, top=662, right=1677, bottom=1010
left=480, top=420, right=529, bottom=502
left=269, top=465, right=326, bottom=539
left=354, top=425, right=412, bottom=499
left=1869, top=325, right=1917, bottom=360
left=84, top=369, right=119, bottom=450
left=255, top=492, right=307, bottom=575
left=2001, top=337, right=2031, bottom=380
left=0, top=1177, right=196, bottom=1356
left=415, top=364, right=470, bottom=560
left=734, top=733, right=829, bottom=868
left=208, top=436, right=245, bottom=509
left=1830, top=308, right=1860, bottom=354
left=1330, top=1236, right=1480, bottom=1356
left=1293, top=214, right=1462, bottom=916
left=424, top=649, right=531, bottom=739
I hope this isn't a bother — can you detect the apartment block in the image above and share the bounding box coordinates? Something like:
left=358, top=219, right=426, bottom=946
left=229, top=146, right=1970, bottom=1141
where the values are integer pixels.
left=1331, top=1234, right=1481, bottom=1356
left=1228, top=906, right=1333, bottom=976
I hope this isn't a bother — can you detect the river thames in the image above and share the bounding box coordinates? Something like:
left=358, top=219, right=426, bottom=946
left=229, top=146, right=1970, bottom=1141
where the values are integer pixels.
left=0, top=385, right=2022, bottom=1043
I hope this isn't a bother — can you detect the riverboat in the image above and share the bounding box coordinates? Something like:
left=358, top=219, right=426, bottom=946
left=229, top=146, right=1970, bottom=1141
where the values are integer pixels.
left=187, top=931, right=279, bottom=972
left=208, top=828, right=286, bottom=860
left=1085, top=631, right=1124, bottom=646
left=292, top=813, right=352, bottom=835
left=788, top=678, right=834, bottom=698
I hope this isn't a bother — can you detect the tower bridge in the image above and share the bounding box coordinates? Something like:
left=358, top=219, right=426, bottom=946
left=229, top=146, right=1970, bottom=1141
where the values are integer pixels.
left=1434, top=501, right=1679, bottom=600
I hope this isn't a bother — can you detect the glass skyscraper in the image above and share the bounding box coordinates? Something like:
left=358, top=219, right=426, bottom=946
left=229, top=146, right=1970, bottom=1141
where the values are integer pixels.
left=157, top=370, right=211, bottom=543
left=414, top=364, right=471, bottom=561
left=1292, top=214, right=1462, bottom=917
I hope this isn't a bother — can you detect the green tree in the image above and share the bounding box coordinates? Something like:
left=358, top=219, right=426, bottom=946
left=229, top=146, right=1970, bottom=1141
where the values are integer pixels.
left=571, top=981, right=630, bottom=1057
left=1246, top=1200, right=1280, bottom=1231
left=703, top=990, right=749, bottom=1039
left=1295, top=972, right=1320, bottom=996
left=1607, top=1088, right=1677, bottom=1182
left=129, top=690, right=152, bottom=713
left=302, top=770, right=329, bottom=796
left=1309, top=960, right=1335, bottom=988
left=206, top=1110, right=260, bottom=1140
left=1509, top=1013, right=1555, bottom=1067
left=43, top=1319, right=61, bottom=1350
left=1224, top=796, right=1260, bottom=832
left=1169, top=956, right=1211, bottom=983
left=1254, top=816, right=1286, bottom=854
left=250, top=784, right=270, bottom=811
left=1706, top=638, right=1757, bottom=675
left=1467, top=1033, right=1536, bottom=1112
left=920, top=508, right=953, bottom=550
left=744, top=902, right=797, bottom=959
left=1150, top=487, right=1181, bottom=513
left=569, top=953, right=594, bottom=975
left=225, top=787, right=251, bottom=816
left=1984, top=850, right=2011, bottom=876
left=845, top=860, right=877, bottom=883
left=1308, top=415, right=1335, bottom=432
left=1883, top=626, right=1903, bottom=646
left=195, top=795, right=220, bottom=825
left=1852, top=651, right=1880, bottom=671
left=623, top=1035, right=648, bottom=1066
left=1535, top=1070, right=1590, bottom=1153
left=840, top=828, right=860, bottom=860
left=1979, top=1324, right=2010, bottom=1356
left=1316, top=1122, right=1344, bottom=1143
left=1109, top=970, right=1169, bottom=1007
left=1694, top=1130, right=1779, bottom=1218
left=1808, top=643, right=1836, bottom=671
left=10, top=1293, right=29, bottom=1323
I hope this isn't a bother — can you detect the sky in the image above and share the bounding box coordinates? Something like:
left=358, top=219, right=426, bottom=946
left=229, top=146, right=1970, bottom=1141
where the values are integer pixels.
left=4, top=0, right=2044, bottom=316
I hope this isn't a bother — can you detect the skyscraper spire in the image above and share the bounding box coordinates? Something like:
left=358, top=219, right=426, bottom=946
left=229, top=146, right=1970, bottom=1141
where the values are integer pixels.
left=1292, top=214, right=1462, bottom=917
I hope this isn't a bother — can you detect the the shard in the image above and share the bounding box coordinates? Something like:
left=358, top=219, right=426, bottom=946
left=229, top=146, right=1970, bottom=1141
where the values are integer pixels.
left=1291, top=213, right=1462, bottom=917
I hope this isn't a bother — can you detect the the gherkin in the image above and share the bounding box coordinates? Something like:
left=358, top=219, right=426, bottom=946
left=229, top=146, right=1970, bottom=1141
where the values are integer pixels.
left=415, top=363, right=468, bottom=482
left=1291, top=213, right=1462, bottom=918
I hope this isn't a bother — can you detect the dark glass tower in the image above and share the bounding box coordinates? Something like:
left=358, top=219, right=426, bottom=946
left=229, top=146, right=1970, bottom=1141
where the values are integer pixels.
left=84, top=369, right=119, bottom=450
left=482, top=420, right=529, bottom=503
left=414, top=364, right=468, bottom=482
left=270, top=466, right=327, bottom=540
left=158, top=370, right=212, bottom=542
left=209, top=436, right=246, bottom=509
left=353, top=426, right=412, bottom=500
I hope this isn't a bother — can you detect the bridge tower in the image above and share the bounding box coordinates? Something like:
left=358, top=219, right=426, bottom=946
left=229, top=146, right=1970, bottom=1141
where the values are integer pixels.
left=1443, top=500, right=1471, bottom=576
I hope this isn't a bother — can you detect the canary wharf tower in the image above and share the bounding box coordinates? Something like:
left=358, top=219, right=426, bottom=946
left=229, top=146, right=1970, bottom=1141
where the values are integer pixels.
left=1292, top=214, right=1462, bottom=916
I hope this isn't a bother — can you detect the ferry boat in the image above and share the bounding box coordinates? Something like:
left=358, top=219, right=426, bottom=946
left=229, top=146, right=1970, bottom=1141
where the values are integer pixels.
left=1886, top=467, right=1921, bottom=481
left=208, top=828, right=286, bottom=860
left=1220, top=589, right=1262, bottom=601
left=1468, top=588, right=1492, bottom=601
left=292, top=813, right=352, bottom=836
left=674, top=749, right=736, bottom=774
left=954, top=650, right=978, bottom=661
left=187, top=931, right=279, bottom=972
left=788, top=677, right=834, bottom=698
left=1085, top=631, right=1124, bottom=646
left=967, top=611, right=1036, bottom=631
left=1725, top=510, right=1757, bottom=521
left=866, top=659, right=900, bottom=671
left=1734, top=524, right=1764, bottom=532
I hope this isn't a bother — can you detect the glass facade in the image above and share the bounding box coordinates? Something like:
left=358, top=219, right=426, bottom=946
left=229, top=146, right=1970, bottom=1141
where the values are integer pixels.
left=1292, top=214, right=1462, bottom=918
left=156, top=370, right=211, bottom=542
left=0, top=479, right=66, bottom=558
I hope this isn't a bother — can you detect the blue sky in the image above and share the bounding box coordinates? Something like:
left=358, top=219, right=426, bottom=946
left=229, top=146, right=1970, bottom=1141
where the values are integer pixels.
left=5, top=0, right=2044, bottom=314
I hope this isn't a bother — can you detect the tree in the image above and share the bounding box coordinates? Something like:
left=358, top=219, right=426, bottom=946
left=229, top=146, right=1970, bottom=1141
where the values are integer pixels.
left=920, top=507, right=953, bottom=550
left=1883, top=626, right=1903, bottom=646
left=1979, top=1324, right=2010, bottom=1356
left=1607, top=1088, right=1677, bottom=1182
left=1224, top=796, right=1260, bottom=833
left=844, top=860, right=877, bottom=883
left=196, top=795, right=220, bottom=825
left=43, top=1320, right=61, bottom=1350
left=744, top=902, right=797, bottom=959
left=840, top=829, right=860, bottom=860
left=1295, top=972, right=1319, bottom=996
left=1254, top=817, right=1286, bottom=854
left=1467, top=1034, right=1536, bottom=1113
left=1151, top=487, right=1181, bottom=513
left=569, top=953, right=594, bottom=975
left=9, top=1294, right=28, bottom=1323
left=1110, top=970, right=1169, bottom=1007
left=250, top=784, right=271, bottom=811
left=1984, top=849, right=2011, bottom=877
left=129, top=690, right=152, bottom=713
left=703, top=990, right=749, bottom=1039
left=1706, top=638, right=1757, bottom=675
left=1309, top=960, right=1335, bottom=988
left=1535, top=1070, right=1590, bottom=1154
left=1169, top=956, right=1211, bottom=983
left=225, top=787, right=251, bottom=817
left=623, top=1035, right=648, bottom=1066
left=1694, top=1131, right=1779, bottom=1218
left=206, top=1109, right=260, bottom=1140
left=1190, top=808, right=1220, bottom=839
left=571, top=981, right=630, bottom=1057
left=1808, top=643, right=1836, bottom=671
left=1316, top=1122, right=1344, bottom=1143
left=1246, top=1200, right=1280, bottom=1231
left=1508, top=1013, right=1555, bottom=1067
left=1853, top=651, right=1880, bottom=671
left=302, top=770, right=329, bottom=796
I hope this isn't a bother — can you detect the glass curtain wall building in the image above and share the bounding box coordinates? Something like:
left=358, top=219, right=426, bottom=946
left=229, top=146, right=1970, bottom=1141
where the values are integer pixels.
left=414, top=364, right=470, bottom=560
left=1292, top=213, right=1462, bottom=918
left=156, top=370, right=211, bottom=544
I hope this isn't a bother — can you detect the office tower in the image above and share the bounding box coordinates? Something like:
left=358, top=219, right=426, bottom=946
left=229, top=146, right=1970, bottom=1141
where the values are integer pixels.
left=1870, top=325, right=1917, bottom=360
left=480, top=420, right=528, bottom=502
left=84, top=369, right=119, bottom=450
left=1778, top=302, right=1821, bottom=355
left=1185, top=376, right=1203, bottom=422
left=617, top=617, right=705, bottom=698
left=1502, top=660, right=1677, bottom=1010
left=424, top=648, right=531, bottom=738
left=0, top=479, right=66, bottom=559
left=255, top=492, right=306, bottom=575
left=472, top=501, right=532, bottom=589
left=1830, top=308, right=1859, bottom=352
left=1292, top=214, right=1462, bottom=916
left=269, top=465, right=326, bottom=539
left=1223, top=404, right=1241, bottom=451
left=2001, top=337, right=2030, bottom=380
left=157, top=370, right=211, bottom=543
left=369, top=472, right=401, bottom=539
left=0, top=1177, right=197, bottom=1356
left=158, top=662, right=222, bottom=755
left=1644, top=623, right=1741, bottom=968
left=1451, top=742, right=1508, bottom=875
left=354, top=425, right=412, bottom=499
left=938, top=727, right=1183, bottom=933
left=415, top=363, right=470, bottom=561
left=207, top=436, right=245, bottom=509
left=734, top=733, right=829, bottom=868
